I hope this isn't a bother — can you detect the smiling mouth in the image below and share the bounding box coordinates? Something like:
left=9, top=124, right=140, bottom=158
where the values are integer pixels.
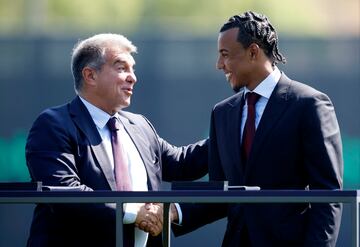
left=123, top=88, right=133, bottom=95
left=225, top=73, right=231, bottom=81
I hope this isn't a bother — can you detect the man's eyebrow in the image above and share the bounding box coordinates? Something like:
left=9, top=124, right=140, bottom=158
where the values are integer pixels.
left=219, top=49, right=228, bottom=53
left=113, top=59, right=126, bottom=65
left=113, top=59, right=135, bottom=67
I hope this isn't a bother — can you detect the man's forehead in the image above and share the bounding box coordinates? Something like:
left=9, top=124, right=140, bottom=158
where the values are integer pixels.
left=218, top=28, right=242, bottom=51
left=218, top=28, right=239, bottom=42
left=115, top=53, right=135, bottom=63
left=106, top=47, right=135, bottom=65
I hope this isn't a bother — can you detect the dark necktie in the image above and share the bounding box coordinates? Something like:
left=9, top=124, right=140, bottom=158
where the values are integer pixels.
left=107, top=118, right=134, bottom=246
left=107, top=117, right=132, bottom=191
left=242, top=92, right=261, bottom=162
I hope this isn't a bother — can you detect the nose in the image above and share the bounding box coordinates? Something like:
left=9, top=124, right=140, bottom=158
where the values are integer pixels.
left=127, top=71, right=137, bottom=84
left=216, top=56, right=224, bottom=70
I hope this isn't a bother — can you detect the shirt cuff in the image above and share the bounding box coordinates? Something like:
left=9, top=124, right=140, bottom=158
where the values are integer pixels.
left=173, top=203, right=183, bottom=225
left=123, top=203, right=142, bottom=224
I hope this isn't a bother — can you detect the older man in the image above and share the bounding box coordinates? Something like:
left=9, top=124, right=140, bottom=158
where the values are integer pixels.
left=25, top=33, right=208, bottom=247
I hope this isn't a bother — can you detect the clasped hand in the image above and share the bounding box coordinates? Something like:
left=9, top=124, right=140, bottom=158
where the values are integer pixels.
left=134, top=203, right=179, bottom=236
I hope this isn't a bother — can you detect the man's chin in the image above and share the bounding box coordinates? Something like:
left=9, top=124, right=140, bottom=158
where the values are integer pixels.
left=232, top=85, right=241, bottom=93
left=117, top=101, right=130, bottom=111
left=229, top=80, right=241, bottom=93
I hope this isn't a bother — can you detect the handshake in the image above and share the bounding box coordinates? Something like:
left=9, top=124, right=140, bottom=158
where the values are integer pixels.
left=134, top=203, right=179, bottom=236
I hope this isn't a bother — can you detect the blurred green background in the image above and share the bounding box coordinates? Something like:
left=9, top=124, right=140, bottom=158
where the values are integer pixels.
left=0, top=0, right=359, bottom=37
left=0, top=0, right=359, bottom=246
left=0, top=0, right=359, bottom=187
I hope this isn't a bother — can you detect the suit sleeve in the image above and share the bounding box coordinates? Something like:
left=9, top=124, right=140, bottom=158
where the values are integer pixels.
left=302, top=92, right=343, bottom=247
left=208, top=107, right=226, bottom=181
left=172, top=108, right=228, bottom=236
left=26, top=110, right=94, bottom=190
left=140, top=115, right=209, bottom=181
left=26, top=110, right=116, bottom=229
left=159, top=137, right=209, bottom=181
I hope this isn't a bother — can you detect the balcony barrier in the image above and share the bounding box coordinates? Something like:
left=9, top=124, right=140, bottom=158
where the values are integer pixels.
left=0, top=186, right=359, bottom=247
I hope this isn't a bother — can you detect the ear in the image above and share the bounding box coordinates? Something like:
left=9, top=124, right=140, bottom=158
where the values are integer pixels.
left=248, top=43, right=260, bottom=61
left=82, top=66, right=97, bottom=86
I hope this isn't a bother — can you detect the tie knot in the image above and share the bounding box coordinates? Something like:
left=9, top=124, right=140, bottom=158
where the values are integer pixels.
left=246, top=92, right=261, bottom=106
left=107, top=117, right=120, bottom=132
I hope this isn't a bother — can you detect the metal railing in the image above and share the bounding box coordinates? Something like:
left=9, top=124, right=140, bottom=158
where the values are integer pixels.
left=0, top=189, right=359, bottom=247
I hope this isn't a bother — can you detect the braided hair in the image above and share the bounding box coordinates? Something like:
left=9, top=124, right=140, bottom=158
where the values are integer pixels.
left=220, top=11, right=286, bottom=65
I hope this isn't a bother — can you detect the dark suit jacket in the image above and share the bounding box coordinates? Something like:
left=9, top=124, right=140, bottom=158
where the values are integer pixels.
left=25, top=96, right=208, bottom=247
left=176, top=73, right=343, bottom=247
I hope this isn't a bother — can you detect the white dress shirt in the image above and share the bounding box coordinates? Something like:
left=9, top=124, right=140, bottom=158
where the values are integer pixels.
left=240, top=67, right=281, bottom=142
left=80, top=97, right=148, bottom=247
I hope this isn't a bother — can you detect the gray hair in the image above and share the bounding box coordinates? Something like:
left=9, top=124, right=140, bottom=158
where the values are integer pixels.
left=71, top=33, right=137, bottom=92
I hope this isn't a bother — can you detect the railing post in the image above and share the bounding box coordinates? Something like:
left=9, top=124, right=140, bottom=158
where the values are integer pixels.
left=163, top=203, right=171, bottom=247
left=350, top=195, right=359, bottom=247
left=116, top=201, right=124, bottom=247
left=356, top=195, right=359, bottom=247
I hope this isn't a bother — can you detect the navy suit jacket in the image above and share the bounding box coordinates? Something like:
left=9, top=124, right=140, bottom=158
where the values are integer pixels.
left=25, top=96, right=208, bottom=247
left=176, top=73, right=343, bottom=247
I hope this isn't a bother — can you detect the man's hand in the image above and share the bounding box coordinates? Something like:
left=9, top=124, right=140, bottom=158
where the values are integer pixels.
left=135, top=203, right=180, bottom=236
left=135, top=203, right=163, bottom=236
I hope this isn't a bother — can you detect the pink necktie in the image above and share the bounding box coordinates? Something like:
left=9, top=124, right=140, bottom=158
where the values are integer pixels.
left=107, top=117, right=132, bottom=191
left=242, top=92, right=261, bottom=162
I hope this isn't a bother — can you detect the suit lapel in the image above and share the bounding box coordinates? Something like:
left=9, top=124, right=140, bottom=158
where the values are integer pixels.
left=119, top=112, right=158, bottom=191
left=69, top=96, right=117, bottom=191
left=225, top=91, right=247, bottom=180
left=245, top=73, right=292, bottom=176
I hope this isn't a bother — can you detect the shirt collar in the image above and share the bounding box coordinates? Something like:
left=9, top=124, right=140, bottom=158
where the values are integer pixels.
left=244, top=66, right=281, bottom=99
left=79, top=96, right=120, bottom=129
